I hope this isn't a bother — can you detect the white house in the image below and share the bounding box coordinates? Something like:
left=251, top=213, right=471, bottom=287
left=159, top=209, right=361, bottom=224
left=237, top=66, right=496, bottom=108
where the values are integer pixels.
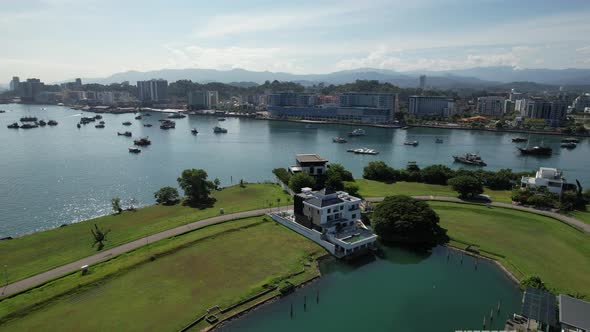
left=521, top=167, right=567, bottom=195
left=271, top=188, right=377, bottom=258
left=288, top=154, right=329, bottom=176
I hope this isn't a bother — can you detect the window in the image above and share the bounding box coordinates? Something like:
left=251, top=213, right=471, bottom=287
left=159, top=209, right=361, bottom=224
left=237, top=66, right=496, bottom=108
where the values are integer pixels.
left=352, top=213, right=356, bottom=219
left=328, top=208, right=331, bottom=213
left=340, top=206, right=343, bottom=210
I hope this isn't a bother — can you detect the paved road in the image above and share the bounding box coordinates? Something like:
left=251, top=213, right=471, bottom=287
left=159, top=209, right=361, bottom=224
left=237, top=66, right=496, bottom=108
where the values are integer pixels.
left=3, top=196, right=588, bottom=298
left=1, top=206, right=290, bottom=298
left=365, top=196, right=590, bottom=233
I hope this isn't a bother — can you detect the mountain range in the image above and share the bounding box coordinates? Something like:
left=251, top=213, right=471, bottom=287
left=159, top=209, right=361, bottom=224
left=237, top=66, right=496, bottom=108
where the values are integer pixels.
left=83, top=66, right=590, bottom=89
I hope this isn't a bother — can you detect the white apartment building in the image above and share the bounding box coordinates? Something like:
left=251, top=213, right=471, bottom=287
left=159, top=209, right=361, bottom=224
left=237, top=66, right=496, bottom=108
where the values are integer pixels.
left=520, top=167, right=568, bottom=195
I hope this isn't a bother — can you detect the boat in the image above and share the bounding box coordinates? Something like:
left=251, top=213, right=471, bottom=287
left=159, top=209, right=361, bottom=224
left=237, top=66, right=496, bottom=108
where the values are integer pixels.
left=143, top=124, right=153, bottom=127
left=7, top=122, right=19, bottom=129
left=346, top=148, right=379, bottom=155
left=348, top=128, right=366, bottom=137
left=213, top=126, right=228, bottom=133
left=404, top=140, right=419, bottom=146
left=561, top=137, right=580, bottom=143
left=143, top=113, right=151, bottom=116
left=561, top=142, right=577, bottom=149
left=48, top=120, right=58, bottom=126
left=20, top=123, right=38, bottom=129
left=0, top=110, right=5, bottom=113
left=512, top=137, right=528, bottom=143
left=134, top=137, right=151, bottom=146
left=160, top=120, right=176, bottom=129
left=99, top=121, right=105, bottom=125
left=128, top=147, right=141, bottom=154
left=122, top=121, right=132, bottom=126
left=168, top=113, right=186, bottom=119
left=95, top=124, right=105, bottom=128
left=304, top=124, right=317, bottom=129
left=332, top=137, right=347, bottom=143
left=435, top=138, right=443, bottom=143
left=20, top=116, right=38, bottom=122
left=118, top=131, right=132, bottom=137
left=217, top=118, right=226, bottom=121
left=401, top=126, right=410, bottom=129
left=77, top=123, right=81, bottom=129
left=80, top=116, right=95, bottom=124
left=38, top=120, right=47, bottom=126
left=518, top=146, right=552, bottom=156
left=94, top=115, right=103, bottom=120
left=135, top=115, right=142, bottom=120
left=191, top=128, right=198, bottom=135
left=453, top=153, right=487, bottom=166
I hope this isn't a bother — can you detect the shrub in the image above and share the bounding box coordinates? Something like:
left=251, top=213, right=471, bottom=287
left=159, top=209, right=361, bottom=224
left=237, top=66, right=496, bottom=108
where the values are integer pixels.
left=448, top=175, right=484, bottom=198
left=288, top=172, right=316, bottom=193
left=363, top=161, right=399, bottom=183
left=420, top=165, right=454, bottom=185
left=272, top=168, right=291, bottom=184
left=154, top=186, right=180, bottom=205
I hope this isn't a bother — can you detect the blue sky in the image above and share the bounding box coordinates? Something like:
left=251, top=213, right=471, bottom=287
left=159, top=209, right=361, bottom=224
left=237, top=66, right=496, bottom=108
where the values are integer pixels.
left=2, top=0, right=590, bottom=82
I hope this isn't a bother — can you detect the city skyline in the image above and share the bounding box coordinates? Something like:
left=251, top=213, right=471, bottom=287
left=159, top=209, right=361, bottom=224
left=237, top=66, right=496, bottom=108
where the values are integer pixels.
left=2, top=0, right=590, bottom=82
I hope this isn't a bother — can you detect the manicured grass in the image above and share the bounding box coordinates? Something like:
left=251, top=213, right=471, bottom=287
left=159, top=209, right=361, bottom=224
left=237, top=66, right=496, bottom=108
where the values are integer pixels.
left=431, top=201, right=590, bottom=297
left=0, top=184, right=291, bottom=284
left=354, top=179, right=513, bottom=202
left=571, top=206, right=590, bottom=225
left=0, top=217, right=323, bottom=331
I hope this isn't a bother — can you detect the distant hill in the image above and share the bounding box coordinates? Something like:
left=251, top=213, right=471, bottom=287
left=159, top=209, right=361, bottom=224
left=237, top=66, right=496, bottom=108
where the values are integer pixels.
left=81, top=66, right=590, bottom=89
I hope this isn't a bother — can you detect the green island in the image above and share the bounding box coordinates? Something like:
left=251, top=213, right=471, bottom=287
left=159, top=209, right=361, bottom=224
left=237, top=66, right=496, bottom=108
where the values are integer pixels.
left=1, top=176, right=589, bottom=331
left=0, top=183, right=290, bottom=284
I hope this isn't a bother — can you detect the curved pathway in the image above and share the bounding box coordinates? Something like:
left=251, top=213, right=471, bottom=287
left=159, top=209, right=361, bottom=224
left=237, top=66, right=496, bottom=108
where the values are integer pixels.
left=365, top=196, right=590, bottom=233
left=3, top=196, right=588, bottom=298
left=1, top=206, right=290, bottom=298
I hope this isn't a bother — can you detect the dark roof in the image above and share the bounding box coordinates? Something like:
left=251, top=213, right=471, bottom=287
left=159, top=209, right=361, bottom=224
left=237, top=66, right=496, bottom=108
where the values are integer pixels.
left=559, top=295, right=590, bottom=330
left=305, top=189, right=344, bottom=208
left=295, top=154, right=328, bottom=164
left=521, top=287, right=557, bottom=327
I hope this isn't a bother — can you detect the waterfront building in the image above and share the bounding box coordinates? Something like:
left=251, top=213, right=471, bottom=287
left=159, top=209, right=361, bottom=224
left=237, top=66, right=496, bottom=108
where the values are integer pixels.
left=188, top=90, right=219, bottom=109
left=288, top=154, right=328, bottom=176
left=408, top=95, right=454, bottom=118
left=270, top=187, right=377, bottom=258
left=60, top=78, right=83, bottom=90
left=477, top=96, right=506, bottom=117
left=504, top=100, right=515, bottom=114
left=9, top=76, right=19, bottom=91
left=96, top=91, right=115, bottom=105
left=17, top=78, right=45, bottom=102
left=137, top=79, right=168, bottom=102
left=558, top=294, right=590, bottom=332
left=64, top=90, right=86, bottom=102
left=522, top=98, right=568, bottom=127
left=520, top=167, right=567, bottom=195
left=572, top=93, right=590, bottom=112
left=267, top=92, right=317, bottom=107
left=509, top=89, right=526, bottom=102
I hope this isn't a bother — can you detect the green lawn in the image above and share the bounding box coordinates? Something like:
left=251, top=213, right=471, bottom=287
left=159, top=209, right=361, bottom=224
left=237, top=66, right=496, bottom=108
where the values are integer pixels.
left=571, top=206, right=590, bottom=225
left=354, top=179, right=513, bottom=202
left=0, top=184, right=291, bottom=284
left=431, top=201, right=590, bottom=297
left=0, top=217, right=323, bottom=331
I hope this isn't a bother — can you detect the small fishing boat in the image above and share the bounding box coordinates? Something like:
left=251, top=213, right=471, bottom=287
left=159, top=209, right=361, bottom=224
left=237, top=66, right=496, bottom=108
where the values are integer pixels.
left=191, top=128, right=198, bottom=135
left=20, top=116, right=38, bottom=122
left=348, top=128, right=366, bottom=137
left=98, top=121, right=105, bottom=125
left=38, top=120, right=47, bottom=126
left=217, top=118, right=226, bottom=121
left=346, top=148, right=379, bottom=155
left=561, top=142, right=577, bottom=149
left=160, top=120, right=175, bottom=129
left=512, top=137, right=528, bottom=142
left=77, top=123, right=81, bottom=129
left=435, top=138, right=443, bottom=143
left=117, top=131, right=132, bottom=137
left=213, top=126, right=228, bottom=133
left=404, top=140, right=419, bottom=146
left=518, top=146, right=552, bottom=156
left=7, top=122, right=19, bottom=129
left=332, top=137, right=347, bottom=143
left=143, top=124, right=153, bottom=127
left=135, top=115, right=142, bottom=120
left=128, top=147, right=141, bottom=153
left=453, top=153, right=487, bottom=166
left=20, top=123, right=38, bottom=129
left=94, top=115, right=103, bottom=120
left=561, top=137, right=580, bottom=143
left=134, top=137, right=151, bottom=146
left=168, top=113, right=186, bottom=119
left=48, top=120, right=58, bottom=126
left=95, top=124, right=105, bottom=128
left=122, top=121, right=132, bottom=126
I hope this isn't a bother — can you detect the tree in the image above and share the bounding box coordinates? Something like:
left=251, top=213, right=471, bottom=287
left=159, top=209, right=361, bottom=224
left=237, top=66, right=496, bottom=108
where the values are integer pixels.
left=288, top=173, right=316, bottom=193
left=371, top=195, right=447, bottom=246
left=448, top=176, right=484, bottom=198
left=421, top=165, right=454, bottom=185
left=526, top=194, right=556, bottom=209
left=272, top=168, right=291, bottom=184
left=363, top=161, right=399, bottom=183
left=484, top=169, right=516, bottom=190
left=154, top=186, right=180, bottom=205
left=521, top=275, right=547, bottom=291
left=343, top=182, right=361, bottom=197
left=111, top=197, right=122, bottom=214
left=325, top=173, right=344, bottom=191
left=91, top=224, right=111, bottom=251
left=177, top=169, right=215, bottom=206
left=213, top=178, right=221, bottom=190
left=327, top=163, right=354, bottom=181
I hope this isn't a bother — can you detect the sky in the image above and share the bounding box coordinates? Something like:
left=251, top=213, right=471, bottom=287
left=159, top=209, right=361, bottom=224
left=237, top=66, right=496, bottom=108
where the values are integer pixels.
left=2, top=0, right=590, bottom=82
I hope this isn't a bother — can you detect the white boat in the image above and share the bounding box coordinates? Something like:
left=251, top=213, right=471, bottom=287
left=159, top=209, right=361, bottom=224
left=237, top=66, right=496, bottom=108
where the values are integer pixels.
left=347, top=147, right=379, bottom=155
left=332, top=137, right=347, bottom=143
left=348, top=128, right=366, bottom=137
left=404, top=140, right=419, bottom=146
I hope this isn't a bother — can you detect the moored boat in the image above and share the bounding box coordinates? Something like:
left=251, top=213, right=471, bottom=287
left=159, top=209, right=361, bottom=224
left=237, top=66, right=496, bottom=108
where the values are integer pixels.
left=511, top=137, right=528, bottom=142
left=95, top=124, right=105, bottom=128
left=168, top=113, right=186, bottom=119
left=404, top=140, right=419, bottom=146
left=213, top=126, right=228, bottom=133
left=122, top=121, right=132, bottom=126
left=191, top=128, right=198, bottom=135
left=133, top=137, right=151, bottom=146
left=453, top=153, right=487, bottom=166
left=48, top=120, right=58, bottom=126
left=346, top=147, right=379, bottom=155
left=217, top=117, right=226, bottom=121
left=435, top=138, right=443, bottom=143
left=117, top=131, right=132, bottom=137
left=38, top=120, right=47, bottom=126
left=561, top=142, right=577, bottom=149
left=135, top=115, right=142, bottom=120
left=20, top=123, right=38, bottom=129
left=128, top=147, right=141, bottom=153
left=348, top=128, right=366, bottom=137
left=160, top=120, right=175, bottom=129
left=20, top=116, right=38, bottom=122
left=332, top=137, right=347, bottom=143
left=7, top=122, right=19, bottom=129
left=561, top=137, right=580, bottom=143
left=518, top=146, right=552, bottom=156
left=143, top=124, right=153, bottom=127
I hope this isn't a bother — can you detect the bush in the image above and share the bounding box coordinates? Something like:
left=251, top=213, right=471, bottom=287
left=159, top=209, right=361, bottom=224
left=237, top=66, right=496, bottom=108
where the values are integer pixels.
left=272, top=168, right=291, bottom=184
left=363, top=161, right=399, bottom=183
left=371, top=195, right=447, bottom=247
left=177, top=169, right=215, bottom=206
left=420, top=165, right=454, bottom=185
left=448, top=176, right=484, bottom=198
left=288, top=172, right=316, bottom=193
left=154, top=186, right=180, bottom=205
left=521, top=275, right=547, bottom=291
left=325, top=173, right=344, bottom=191
left=343, top=182, right=360, bottom=197
left=512, top=188, right=533, bottom=204
left=526, top=194, right=556, bottom=209
left=327, top=163, right=354, bottom=181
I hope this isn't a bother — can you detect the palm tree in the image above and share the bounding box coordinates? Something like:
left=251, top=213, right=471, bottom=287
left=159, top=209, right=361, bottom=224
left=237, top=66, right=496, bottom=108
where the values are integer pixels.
left=91, top=224, right=111, bottom=251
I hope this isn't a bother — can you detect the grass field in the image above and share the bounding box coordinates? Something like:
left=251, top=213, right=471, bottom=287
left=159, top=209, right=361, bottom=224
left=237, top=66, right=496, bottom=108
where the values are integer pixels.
left=571, top=206, right=590, bottom=225
left=354, top=179, right=513, bottom=202
left=0, top=183, right=290, bottom=284
left=431, top=201, right=590, bottom=297
left=0, top=216, right=323, bottom=331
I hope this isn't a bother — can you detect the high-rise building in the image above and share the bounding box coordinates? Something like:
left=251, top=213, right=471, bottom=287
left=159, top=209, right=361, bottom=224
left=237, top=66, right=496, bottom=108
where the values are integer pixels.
left=9, top=76, right=20, bottom=91
left=476, top=96, right=506, bottom=117
left=519, top=98, right=568, bottom=127
left=408, top=96, right=454, bottom=118
left=137, top=79, right=168, bottom=102
left=18, top=78, right=45, bottom=101
left=188, top=90, right=219, bottom=109
left=207, top=91, right=218, bottom=108
left=75, top=78, right=82, bottom=89
left=419, top=75, right=426, bottom=90
left=572, top=93, right=590, bottom=112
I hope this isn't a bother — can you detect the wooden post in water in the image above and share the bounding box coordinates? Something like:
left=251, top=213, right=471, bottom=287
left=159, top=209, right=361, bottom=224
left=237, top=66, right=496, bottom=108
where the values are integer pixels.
left=290, top=303, right=293, bottom=319
left=483, top=315, right=486, bottom=329
left=497, top=300, right=501, bottom=313
left=475, top=256, right=478, bottom=270
left=490, top=308, right=494, bottom=322
left=304, top=296, right=307, bottom=312
left=447, top=250, right=450, bottom=262
left=316, top=290, right=319, bottom=304
left=460, top=252, right=463, bottom=265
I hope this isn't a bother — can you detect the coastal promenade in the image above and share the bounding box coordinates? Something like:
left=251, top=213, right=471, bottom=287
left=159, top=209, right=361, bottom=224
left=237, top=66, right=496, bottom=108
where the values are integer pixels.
left=2, top=196, right=587, bottom=298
